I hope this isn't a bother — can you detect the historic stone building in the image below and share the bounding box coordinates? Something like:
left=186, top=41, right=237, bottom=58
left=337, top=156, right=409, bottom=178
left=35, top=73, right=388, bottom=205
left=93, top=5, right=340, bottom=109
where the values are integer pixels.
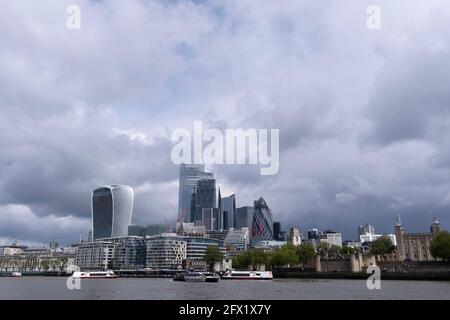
left=392, top=215, right=441, bottom=262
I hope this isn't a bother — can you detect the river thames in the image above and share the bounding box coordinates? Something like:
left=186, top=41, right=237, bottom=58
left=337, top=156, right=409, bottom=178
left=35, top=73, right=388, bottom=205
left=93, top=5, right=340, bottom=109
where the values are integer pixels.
left=0, top=278, right=450, bottom=299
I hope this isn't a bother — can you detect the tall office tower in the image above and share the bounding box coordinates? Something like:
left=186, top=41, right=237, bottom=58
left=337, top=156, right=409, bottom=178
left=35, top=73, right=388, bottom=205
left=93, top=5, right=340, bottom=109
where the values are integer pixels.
left=201, top=208, right=220, bottom=231
left=236, top=206, right=254, bottom=230
left=219, top=193, right=236, bottom=230
left=178, top=164, right=213, bottom=223
left=273, top=222, right=281, bottom=241
left=251, top=197, right=274, bottom=244
left=191, top=178, right=216, bottom=225
left=92, top=185, right=134, bottom=240
left=358, top=223, right=375, bottom=237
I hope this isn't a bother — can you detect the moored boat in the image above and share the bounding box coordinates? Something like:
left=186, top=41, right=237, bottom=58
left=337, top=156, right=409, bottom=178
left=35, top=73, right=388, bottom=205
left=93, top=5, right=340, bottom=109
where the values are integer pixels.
left=221, top=270, right=273, bottom=280
left=183, top=271, right=206, bottom=282
left=202, top=272, right=220, bottom=282
left=72, top=270, right=118, bottom=279
left=11, top=272, right=22, bottom=277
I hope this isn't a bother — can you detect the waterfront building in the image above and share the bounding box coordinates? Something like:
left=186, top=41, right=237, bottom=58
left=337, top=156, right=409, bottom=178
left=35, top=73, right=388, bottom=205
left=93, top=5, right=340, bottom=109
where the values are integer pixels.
left=75, top=240, right=116, bottom=270
left=235, top=206, right=254, bottom=230
left=128, top=224, right=167, bottom=237
left=92, top=185, right=134, bottom=240
left=111, top=237, right=146, bottom=270
left=191, top=178, right=216, bottom=226
left=206, top=230, right=229, bottom=242
left=287, top=227, right=301, bottom=246
left=183, top=236, right=226, bottom=271
left=145, top=233, right=186, bottom=270
left=320, top=230, right=343, bottom=247
left=251, top=197, right=274, bottom=244
left=358, top=223, right=375, bottom=237
left=178, top=164, right=214, bottom=222
left=224, top=228, right=250, bottom=253
left=393, top=215, right=441, bottom=262
left=0, top=245, right=26, bottom=256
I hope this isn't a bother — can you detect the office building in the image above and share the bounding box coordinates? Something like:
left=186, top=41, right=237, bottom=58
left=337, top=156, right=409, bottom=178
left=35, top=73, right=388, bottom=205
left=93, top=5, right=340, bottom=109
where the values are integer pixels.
left=111, top=237, right=146, bottom=270
left=201, top=208, right=220, bottom=231
left=178, top=164, right=213, bottom=222
left=273, top=222, right=282, bottom=241
left=145, top=233, right=187, bottom=270
left=359, top=233, right=397, bottom=246
left=75, top=240, right=116, bottom=270
left=224, top=228, right=250, bottom=253
left=235, top=206, right=254, bottom=230
left=92, top=185, right=134, bottom=240
left=251, top=197, right=274, bottom=244
left=219, top=192, right=236, bottom=230
left=128, top=224, right=167, bottom=237
left=358, top=224, right=375, bottom=237
left=191, top=178, right=216, bottom=225
left=307, top=228, right=320, bottom=240
left=320, top=230, right=343, bottom=247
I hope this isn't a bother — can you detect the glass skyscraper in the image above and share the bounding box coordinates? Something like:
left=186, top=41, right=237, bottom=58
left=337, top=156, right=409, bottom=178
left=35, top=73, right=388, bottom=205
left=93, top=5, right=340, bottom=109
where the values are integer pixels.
left=220, top=193, right=236, bottom=230
left=92, top=185, right=134, bottom=240
left=251, top=197, right=274, bottom=244
left=178, top=164, right=213, bottom=223
left=235, top=206, right=254, bottom=230
left=191, top=178, right=216, bottom=225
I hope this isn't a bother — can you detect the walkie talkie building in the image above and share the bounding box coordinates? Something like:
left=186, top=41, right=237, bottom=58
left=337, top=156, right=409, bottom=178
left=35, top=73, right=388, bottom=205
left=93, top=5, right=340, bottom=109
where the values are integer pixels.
left=92, top=185, right=134, bottom=240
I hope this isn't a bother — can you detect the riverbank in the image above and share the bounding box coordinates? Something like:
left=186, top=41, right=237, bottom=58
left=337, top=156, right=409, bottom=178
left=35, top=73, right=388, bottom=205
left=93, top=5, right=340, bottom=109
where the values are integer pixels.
left=273, top=271, right=450, bottom=281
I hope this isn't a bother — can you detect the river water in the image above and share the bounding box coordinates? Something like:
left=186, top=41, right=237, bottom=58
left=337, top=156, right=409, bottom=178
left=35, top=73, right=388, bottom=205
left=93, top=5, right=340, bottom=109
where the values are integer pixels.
left=0, top=277, right=449, bottom=300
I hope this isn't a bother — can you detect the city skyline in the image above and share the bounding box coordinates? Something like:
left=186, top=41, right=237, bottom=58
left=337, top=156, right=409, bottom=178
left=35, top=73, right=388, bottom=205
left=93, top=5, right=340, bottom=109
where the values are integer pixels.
left=2, top=1, right=450, bottom=246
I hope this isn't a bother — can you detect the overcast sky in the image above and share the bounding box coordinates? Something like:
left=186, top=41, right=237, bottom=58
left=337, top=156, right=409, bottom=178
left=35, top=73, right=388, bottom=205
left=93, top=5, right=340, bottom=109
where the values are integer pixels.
left=1, top=0, right=450, bottom=246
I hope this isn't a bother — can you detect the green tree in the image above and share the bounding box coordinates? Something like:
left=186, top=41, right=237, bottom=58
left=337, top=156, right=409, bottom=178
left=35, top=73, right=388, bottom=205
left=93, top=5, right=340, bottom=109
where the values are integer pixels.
left=371, top=236, right=395, bottom=261
left=270, top=245, right=299, bottom=268
left=339, top=246, right=355, bottom=255
left=430, top=231, right=450, bottom=261
left=297, top=243, right=315, bottom=267
left=204, top=245, right=224, bottom=271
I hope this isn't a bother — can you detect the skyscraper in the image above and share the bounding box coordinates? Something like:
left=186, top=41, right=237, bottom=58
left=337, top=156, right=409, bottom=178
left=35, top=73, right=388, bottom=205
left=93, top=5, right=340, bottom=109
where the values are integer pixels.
left=236, top=206, right=254, bottom=230
left=251, top=197, right=274, bottom=244
left=219, top=193, right=236, bottom=230
left=273, top=222, right=281, bottom=241
left=191, top=178, right=216, bottom=225
left=92, top=185, right=134, bottom=240
left=178, top=164, right=213, bottom=222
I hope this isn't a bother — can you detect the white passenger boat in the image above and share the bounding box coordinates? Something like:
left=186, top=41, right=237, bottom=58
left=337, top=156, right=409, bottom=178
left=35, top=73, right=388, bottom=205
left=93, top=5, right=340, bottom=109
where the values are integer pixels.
left=11, top=272, right=22, bottom=277
left=221, top=270, right=273, bottom=280
left=184, top=271, right=206, bottom=282
left=72, top=270, right=118, bottom=279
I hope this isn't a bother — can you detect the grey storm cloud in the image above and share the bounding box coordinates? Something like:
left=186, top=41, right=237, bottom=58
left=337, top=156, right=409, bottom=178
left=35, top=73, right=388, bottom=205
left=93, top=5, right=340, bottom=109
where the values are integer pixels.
left=1, top=0, right=450, bottom=244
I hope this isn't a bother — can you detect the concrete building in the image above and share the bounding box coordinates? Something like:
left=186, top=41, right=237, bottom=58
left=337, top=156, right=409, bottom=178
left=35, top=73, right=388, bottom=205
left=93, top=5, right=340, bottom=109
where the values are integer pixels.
left=360, top=233, right=397, bottom=246
left=145, top=233, right=186, bottom=270
left=287, top=227, right=301, bottom=246
left=176, top=222, right=207, bottom=237
left=320, top=230, right=343, bottom=247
